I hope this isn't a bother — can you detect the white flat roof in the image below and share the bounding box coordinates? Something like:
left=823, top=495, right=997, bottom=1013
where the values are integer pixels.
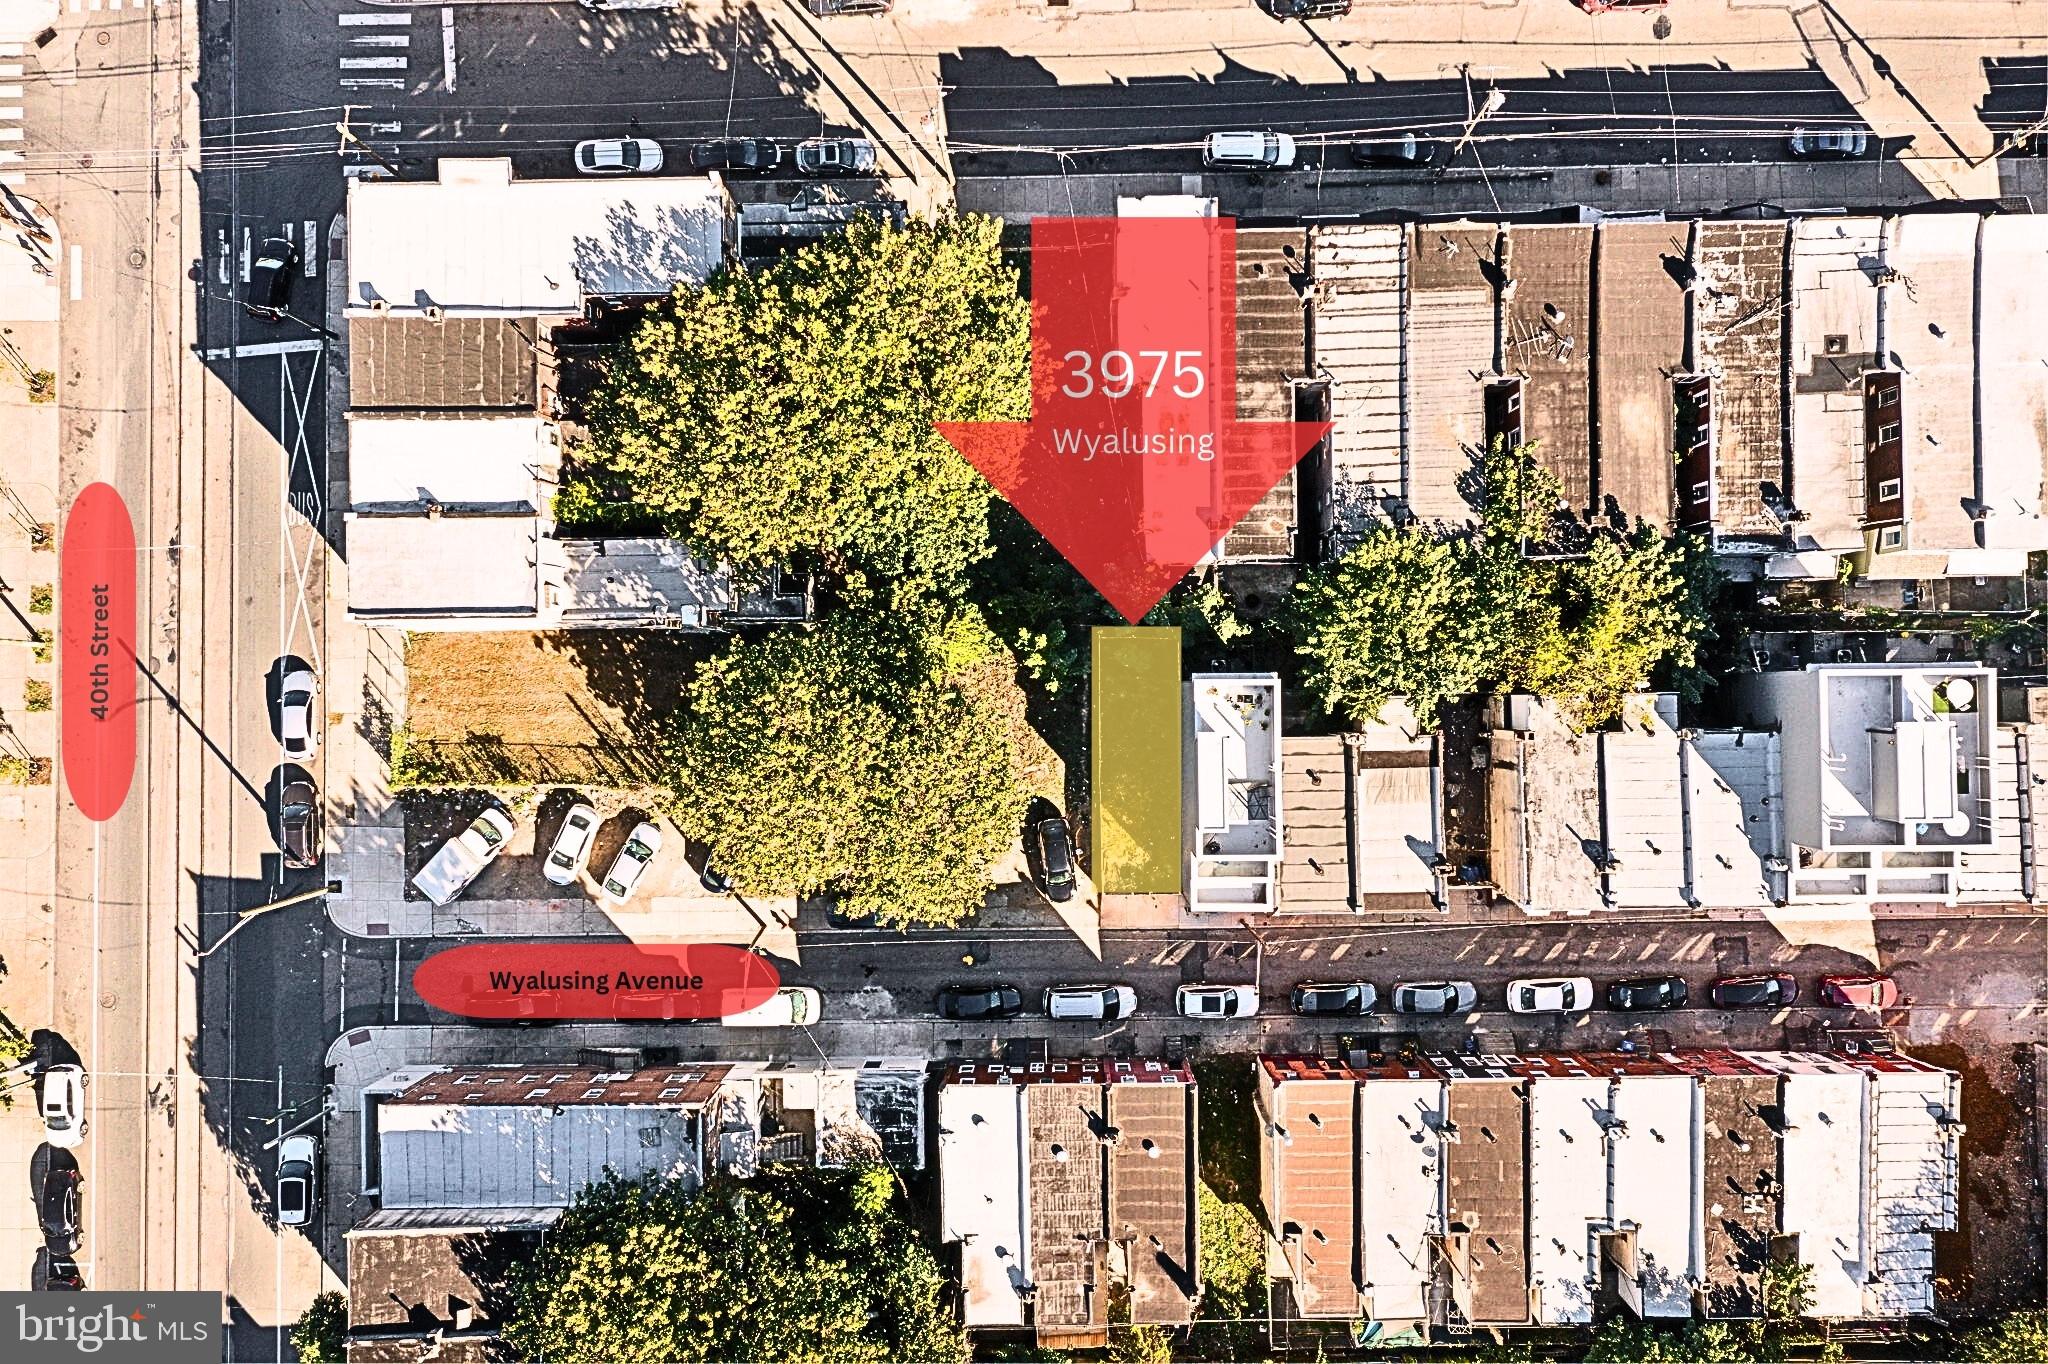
left=1607, top=1074, right=1698, bottom=1319
left=1314, top=224, right=1409, bottom=546
left=378, top=1099, right=698, bottom=1208
left=1526, top=1076, right=1609, bottom=1325
left=1600, top=728, right=1685, bottom=909
left=1882, top=215, right=1978, bottom=554
left=1774, top=1069, right=1869, bottom=1318
left=349, top=414, right=552, bottom=509
left=937, top=1085, right=1028, bottom=1328
left=348, top=158, right=730, bottom=317
left=1788, top=218, right=1882, bottom=553
left=1865, top=1069, right=1958, bottom=1317
left=1685, top=731, right=1781, bottom=908
left=346, top=515, right=542, bottom=619
left=1976, top=215, right=2048, bottom=550
left=1355, top=1078, right=1443, bottom=1323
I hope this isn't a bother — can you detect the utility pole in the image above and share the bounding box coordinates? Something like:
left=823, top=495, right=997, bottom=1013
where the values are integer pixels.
left=1447, top=67, right=1509, bottom=166
left=335, top=105, right=402, bottom=178
left=199, top=881, right=335, bottom=959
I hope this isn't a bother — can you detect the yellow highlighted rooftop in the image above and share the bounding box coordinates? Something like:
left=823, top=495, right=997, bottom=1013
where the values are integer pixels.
left=1091, top=626, right=1182, bottom=894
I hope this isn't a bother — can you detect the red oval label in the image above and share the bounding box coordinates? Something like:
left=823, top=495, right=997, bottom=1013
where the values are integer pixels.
left=60, top=482, right=137, bottom=822
left=413, top=942, right=783, bottom=1021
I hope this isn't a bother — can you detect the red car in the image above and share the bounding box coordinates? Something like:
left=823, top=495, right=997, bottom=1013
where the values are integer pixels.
left=1819, top=973, right=1900, bottom=1010
left=1709, top=973, right=1798, bottom=1009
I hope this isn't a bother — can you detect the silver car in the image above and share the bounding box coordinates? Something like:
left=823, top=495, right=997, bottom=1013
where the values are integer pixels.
left=1506, top=976, right=1595, bottom=1015
left=275, top=1134, right=317, bottom=1228
left=1044, top=984, right=1138, bottom=1021
left=543, top=803, right=600, bottom=887
left=278, top=668, right=318, bottom=761
left=794, top=136, right=876, bottom=175
left=40, top=1064, right=86, bottom=1150
left=601, top=821, right=663, bottom=905
left=1390, top=981, right=1479, bottom=1016
left=1175, top=983, right=1259, bottom=1019
left=575, top=137, right=664, bottom=175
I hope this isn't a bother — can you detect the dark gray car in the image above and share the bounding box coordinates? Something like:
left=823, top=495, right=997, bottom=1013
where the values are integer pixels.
left=278, top=779, right=320, bottom=869
left=795, top=136, right=877, bottom=175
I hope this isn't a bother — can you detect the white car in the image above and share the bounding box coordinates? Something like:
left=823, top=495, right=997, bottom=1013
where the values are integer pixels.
left=411, top=807, right=516, bottom=907
left=275, top=1133, right=317, bottom=1228
left=574, top=137, right=664, bottom=175
left=1176, top=983, right=1259, bottom=1019
left=278, top=668, right=318, bottom=761
left=543, top=803, right=600, bottom=887
left=601, top=821, right=663, bottom=904
left=719, top=986, right=823, bottom=1028
left=1044, top=984, right=1138, bottom=1021
left=1203, top=130, right=1297, bottom=168
left=1788, top=128, right=1868, bottom=160
left=1390, top=980, right=1479, bottom=1016
left=40, top=1064, right=86, bottom=1149
left=1506, top=976, right=1595, bottom=1015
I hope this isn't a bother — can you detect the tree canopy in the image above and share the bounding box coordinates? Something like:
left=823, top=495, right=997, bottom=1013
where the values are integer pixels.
left=1954, top=1309, right=2048, bottom=1363
left=575, top=214, right=1029, bottom=592
left=667, top=607, right=1025, bottom=929
left=1292, top=441, right=1718, bottom=729
left=502, top=1167, right=966, bottom=1364
left=288, top=1291, right=346, bottom=1364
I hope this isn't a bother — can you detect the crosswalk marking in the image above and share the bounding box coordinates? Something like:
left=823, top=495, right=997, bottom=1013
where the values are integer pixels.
left=339, top=56, right=406, bottom=70
left=339, top=78, right=405, bottom=90
left=350, top=34, right=409, bottom=47
left=338, top=11, right=412, bottom=24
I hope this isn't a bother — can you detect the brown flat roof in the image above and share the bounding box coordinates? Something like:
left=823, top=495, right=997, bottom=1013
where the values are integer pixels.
left=1444, top=1077, right=1529, bottom=1325
left=1487, top=708, right=1603, bottom=914
left=1503, top=226, right=1594, bottom=510
left=1699, top=1074, right=1781, bottom=1319
left=1593, top=223, right=1689, bottom=528
left=347, top=1226, right=539, bottom=1332
left=1225, top=227, right=1308, bottom=558
left=1279, top=736, right=1352, bottom=912
left=389, top=1065, right=730, bottom=1109
left=1694, top=222, right=1789, bottom=538
left=1107, top=1084, right=1198, bottom=1324
left=1266, top=1075, right=1359, bottom=1317
left=348, top=316, right=538, bottom=411
left=1027, top=1083, right=1110, bottom=1330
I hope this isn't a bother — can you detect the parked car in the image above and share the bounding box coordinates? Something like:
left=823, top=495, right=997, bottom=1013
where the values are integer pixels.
left=1348, top=132, right=1432, bottom=167
left=824, top=902, right=878, bottom=929
left=411, top=807, right=516, bottom=907
left=719, top=986, right=823, bottom=1028
left=600, top=821, right=663, bottom=905
left=1267, top=0, right=1351, bottom=16
left=1605, top=975, right=1688, bottom=1012
left=1176, top=983, right=1260, bottom=1019
left=574, top=137, right=664, bottom=174
left=1820, top=973, right=1900, bottom=1010
left=39, top=1064, right=85, bottom=1150
left=1788, top=128, right=1869, bottom=159
left=278, top=779, right=321, bottom=870
left=1035, top=817, right=1077, bottom=902
left=243, top=238, right=296, bottom=320
left=1290, top=982, right=1376, bottom=1016
left=1710, top=973, right=1799, bottom=1009
left=699, top=860, right=734, bottom=894
left=277, top=667, right=318, bottom=760
left=1044, top=984, right=1137, bottom=1021
left=1390, top=980, right=1479, bottom=1015
left=795, top=136, right=877, bottom=175
left=275, top=1134, right=317, bottom=1229
left=1506, top=976, right=1594, bottom=1015
left=687, top=137, right=785, bottom=173
left=1203, top=130, right=1297, bottom=168
left=39, top=1166, right=80, bottom=1257
left=42, top=1256, right=83, bottom=1291
left=806, top=0, right=891, bottom=12
left=937, top=983, right=1025, bottom=1020
left=543, top=803, right=600, bottom=887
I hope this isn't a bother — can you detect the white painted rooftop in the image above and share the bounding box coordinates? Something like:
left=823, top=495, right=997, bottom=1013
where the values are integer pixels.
left=1975, top=216, right=2048, bottom=554
left=348, top=157, right=731, bottom=318
left=347, top=414, right=554, bottom=510
left=1606, top=1074, right=1699, bottom=1319
left=1355, top=1077, right=1444, bottom=1324
left=1313, top=224, right=1409, bottom=547
left=1773, top=1066, right=1870, bottom=1319
left=1787, top=217, right=1883, bottom=555
left=1864, top=1069, right=1959, bottom=1317
left=1187, top=673, right=1283, bottom=913
left=1526, top=1075, right=1608, bottom=1325
left=937, top=1085, right=1029, bottom=1328
left=378, top=1098, right=700, bottom=1209
left=1880, top=214, right=1978, bottom=559
left=346, top=515, right=550, bottom=622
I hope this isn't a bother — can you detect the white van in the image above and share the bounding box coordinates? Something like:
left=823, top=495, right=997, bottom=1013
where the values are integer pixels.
left=1044, top=984, right=1138, bottom=1021
left=719, top=986, right=822, bottom=1028
left=411, top=807, right=516, bottom=907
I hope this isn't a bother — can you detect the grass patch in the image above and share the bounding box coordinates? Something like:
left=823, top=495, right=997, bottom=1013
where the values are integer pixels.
left=30, top=629, right=49, bottom=664
left=23, top=679, right=49, bottom=712
left=27, top=584, right=51, bottom=615
left=1194, top=1056, right=1259, bottom=1204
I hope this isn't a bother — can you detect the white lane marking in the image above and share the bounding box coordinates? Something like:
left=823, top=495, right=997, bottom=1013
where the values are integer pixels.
left=199, top=338, right=324, bottom=359
left=349, top=34, right=409, bottom=47
left=88, top=0, right=101, bottom=10
left=303, top=221, right=318, bottom=276
left=239, top=226, right=249, bottom=283
left=0, top=85, right=24, bottom=99
left=0, top=109, right=21, bottom=122
left=337, top=11, right=412, bottom=24
left=69, top=243, right=80, bottom=299
left=338, top=78, right=405, bottom=90
left=0, top=129, right=23, bottom=143
left=339, top=56, right=406, bottom=70
left=440, top=7, right=455, bottom=94
left=215, top=228, right=227, bottom=285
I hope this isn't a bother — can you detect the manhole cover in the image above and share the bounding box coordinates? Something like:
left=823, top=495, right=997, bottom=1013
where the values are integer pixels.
left=127, top=248, right=145, bottom=269
left=99, top=991, right=118, bottom=1009
left=95, top=31, right=109, bottom=46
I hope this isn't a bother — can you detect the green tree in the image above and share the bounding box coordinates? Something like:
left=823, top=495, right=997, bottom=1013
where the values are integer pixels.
left=671, top=607, right=1024, bottom=929
left=1106, top=1324, right=1175, bottom=1364
left=579, top=214, right=1029, bottom=591
left=288, top=1291, right=346, bottom=1364
left=1953, top=1309, right=2048, bottom=1363
left=1291, top=530, right=1484, bottom=727
left=1583, top=1316, right=1756, bottom=1363
left=504, top=1167, right=965, bottom=1364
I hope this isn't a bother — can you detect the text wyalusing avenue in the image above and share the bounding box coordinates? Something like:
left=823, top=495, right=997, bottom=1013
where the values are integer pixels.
left=485, top=969, right=705, bottom=997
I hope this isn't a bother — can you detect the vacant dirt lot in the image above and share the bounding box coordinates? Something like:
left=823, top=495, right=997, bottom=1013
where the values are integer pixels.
left=1920, top=1039, right=2045, bottom=1319
left=403, top=632, right=710, bottom=787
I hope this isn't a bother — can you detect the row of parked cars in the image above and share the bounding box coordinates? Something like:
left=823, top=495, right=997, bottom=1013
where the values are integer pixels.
left=574, top=134, right=878, bottom=177
left=412, top=805, right=667, bottom=907
left=1198, top=126, right=1870, bottom=170
left=936, top=972, right=1900, bottom=1022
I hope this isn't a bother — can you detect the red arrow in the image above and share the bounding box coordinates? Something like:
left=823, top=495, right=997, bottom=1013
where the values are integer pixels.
left=940, top=217, right=1328, bottom=624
